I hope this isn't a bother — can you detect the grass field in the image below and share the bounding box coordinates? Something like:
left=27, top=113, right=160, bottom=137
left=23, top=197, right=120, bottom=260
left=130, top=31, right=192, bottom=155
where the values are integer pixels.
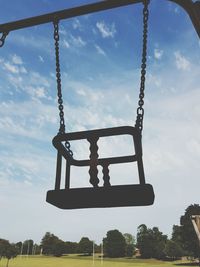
left=0, top=255, right=196, bottom=267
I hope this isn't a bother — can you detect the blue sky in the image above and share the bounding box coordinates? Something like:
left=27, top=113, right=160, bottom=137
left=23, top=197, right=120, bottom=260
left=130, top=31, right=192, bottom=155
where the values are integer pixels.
left=0, top=0, right=200, bottom=245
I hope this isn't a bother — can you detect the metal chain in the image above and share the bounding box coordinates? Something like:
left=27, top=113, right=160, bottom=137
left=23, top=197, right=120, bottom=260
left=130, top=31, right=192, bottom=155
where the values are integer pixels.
left=54, top=21, right=65, bottom=134
left=0, top=32, right=8, bottom=48
left=53, top=20, right=73, bottom=157
left=135, top=0, right=149, bottom=134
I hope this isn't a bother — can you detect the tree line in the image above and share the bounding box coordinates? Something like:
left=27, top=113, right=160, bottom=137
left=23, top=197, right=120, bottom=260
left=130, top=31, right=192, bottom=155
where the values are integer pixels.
left=137, top=204, right=200, bottom=260
left=39, top=231, right=136, bottom=257
left=0, top=203, right=200, bottom=266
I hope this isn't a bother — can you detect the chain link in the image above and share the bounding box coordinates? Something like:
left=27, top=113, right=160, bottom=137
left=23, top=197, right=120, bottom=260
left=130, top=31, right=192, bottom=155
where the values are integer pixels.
left=135, top=0, right=149, bottom=134
left=53, top=20, right=73, bottom=157
left=0, top=32, right=8, bottom=48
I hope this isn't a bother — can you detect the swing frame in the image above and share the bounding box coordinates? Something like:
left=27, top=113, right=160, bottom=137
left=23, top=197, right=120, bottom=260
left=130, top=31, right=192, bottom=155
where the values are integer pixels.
left=0, top=0, right=200, bottom=39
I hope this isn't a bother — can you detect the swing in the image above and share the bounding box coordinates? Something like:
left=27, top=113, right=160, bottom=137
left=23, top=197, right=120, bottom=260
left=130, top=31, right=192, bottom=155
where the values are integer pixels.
left=46, top=0, right=155, bottom=209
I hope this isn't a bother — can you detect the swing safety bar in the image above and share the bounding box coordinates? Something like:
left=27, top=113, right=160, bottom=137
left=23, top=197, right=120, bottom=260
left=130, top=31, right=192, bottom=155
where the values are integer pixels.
left=0, top=0, right=200, bottom=38
left=53, top=126, right=140, bottom=167
left=52, top=126, right=146, bottom=188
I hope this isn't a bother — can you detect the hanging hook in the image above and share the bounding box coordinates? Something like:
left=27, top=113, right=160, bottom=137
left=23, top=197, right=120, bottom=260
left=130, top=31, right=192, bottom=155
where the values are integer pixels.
left=53, top=16, right=60, bottom=26
left=0, top=31, right=9, bottom=47
left=143, top=0, right=150, bottom=5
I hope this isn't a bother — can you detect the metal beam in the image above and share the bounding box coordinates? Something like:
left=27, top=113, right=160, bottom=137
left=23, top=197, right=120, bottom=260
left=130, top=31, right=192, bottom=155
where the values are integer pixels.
left=0, top=0, right=142, bottom=33
left=0, top=0, right=200, bottom=38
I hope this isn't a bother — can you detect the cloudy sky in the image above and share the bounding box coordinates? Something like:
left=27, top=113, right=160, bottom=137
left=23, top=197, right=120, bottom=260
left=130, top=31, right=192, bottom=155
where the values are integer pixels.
left=0, top=0, right=200, bottom=245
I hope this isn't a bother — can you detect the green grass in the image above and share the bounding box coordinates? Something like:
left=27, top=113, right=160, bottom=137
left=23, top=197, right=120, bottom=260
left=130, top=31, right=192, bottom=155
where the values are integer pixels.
left=0, top=255, right=194, bottom=267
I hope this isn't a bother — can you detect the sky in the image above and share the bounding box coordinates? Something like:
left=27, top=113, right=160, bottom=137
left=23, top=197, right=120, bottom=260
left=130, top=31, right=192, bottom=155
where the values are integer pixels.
left=0, top=0, right=200, bottom=245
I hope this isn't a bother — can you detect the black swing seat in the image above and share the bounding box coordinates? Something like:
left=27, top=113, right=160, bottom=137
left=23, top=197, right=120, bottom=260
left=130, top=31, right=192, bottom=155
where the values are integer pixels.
left=46, top=126, right=155, bottom=209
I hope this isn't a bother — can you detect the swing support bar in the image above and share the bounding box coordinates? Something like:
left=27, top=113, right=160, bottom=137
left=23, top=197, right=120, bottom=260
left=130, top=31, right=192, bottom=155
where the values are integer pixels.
left=0, top=0, right=200, bottom=38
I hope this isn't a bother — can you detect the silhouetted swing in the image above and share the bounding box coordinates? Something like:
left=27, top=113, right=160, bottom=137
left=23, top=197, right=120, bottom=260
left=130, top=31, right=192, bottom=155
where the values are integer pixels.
left=46, top=0, right=155, bottom=209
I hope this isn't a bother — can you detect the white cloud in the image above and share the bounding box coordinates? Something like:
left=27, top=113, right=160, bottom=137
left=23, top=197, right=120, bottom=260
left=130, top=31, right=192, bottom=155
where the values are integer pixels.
left=7, top=74, right=23, bottom=88
left=35, top=87, right=46, bottom=98
left=0, top=100, right=57, bottom=141
left=59, top=26, right=67, bottom=36
left=63, top=39, right=70, bottom=48
left=1, top=57, right=27, bottom=74
left=76, top=88, right=87, bottom=96
left=4, top=62, right=19, bottom=74
left=29, top=71, right=50, bottom=88
left=148, top=73, right=161, bottom=88
left=62, top=35, right=86, bottom=49
left=174, top=7, right=180, bottom=14
left=5, top=69, right=51, bottom=100
left=154, top=48, right=164, bottom=60
left=12, top=54, right=23, bottom=65
left=39, top=55, right=44, bottom=63
left=26, top=86, right=47, bottom=99
left=20, top=66, right=27, bottom=73
left=72, top=18, right=82, bottom=30
left=70, top=35, right=86, bottom=47
left=174, top=51, right=191, bottom=70
left=95, top=44, right=106, bottom=56
left=11, top=34, right=52, bottom=54
left=96, top=21, right=116, bottom=38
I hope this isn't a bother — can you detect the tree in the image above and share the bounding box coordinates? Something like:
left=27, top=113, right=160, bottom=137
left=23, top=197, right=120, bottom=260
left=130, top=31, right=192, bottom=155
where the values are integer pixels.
left=4, top=243, right=18, bottom=267
left=164, top=240, right=184, bottom=260
left=137, top=224, right=167, bottom=259
left=172, top=225, right=183, bottom=246
left=0, top=239, right=10, bottom=260
left=15, top=242, right=22, bottom=254
left=94, top=243, right=101, bottom=254
left=22, top=240, right=34, bottom=255
left=137, top=224, right=154, bottom=259
left=104, top=230, right=126, bottom=258
left=123, top=233, right=135, bottom=257
left=30, top=244, right=41, bottom=255
left=180, top=204, right=200, bottom=258
left=151, top=227, right=167, bottom=259
left=41, top=232, right=65, bottom=256
left=78, top=237, right=93, bottom=255
left=171, top=225, right=187, bottom=255
left=65, top=242, right=78, bottom=254
left=51, top=240, right=65, bottom=257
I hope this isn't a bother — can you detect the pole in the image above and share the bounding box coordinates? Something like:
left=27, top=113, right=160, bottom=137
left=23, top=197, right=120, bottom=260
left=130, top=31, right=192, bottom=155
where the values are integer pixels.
left=101, top=241, right=103, bottom=265
left=33, top=244, right=37, bottom=255
left=27, top=241, right=30, bottom=257
left=93, top=241, right=95, bottom=266
left=191, top=216, right=200, bottom=265
left=32, top=243, right=34, bottom=255
left=20, top=242, right=23, bottom=257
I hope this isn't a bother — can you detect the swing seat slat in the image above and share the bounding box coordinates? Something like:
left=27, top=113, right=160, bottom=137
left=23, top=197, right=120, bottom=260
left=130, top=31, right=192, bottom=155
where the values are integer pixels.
left=46, top=184, right=154, bottom=209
